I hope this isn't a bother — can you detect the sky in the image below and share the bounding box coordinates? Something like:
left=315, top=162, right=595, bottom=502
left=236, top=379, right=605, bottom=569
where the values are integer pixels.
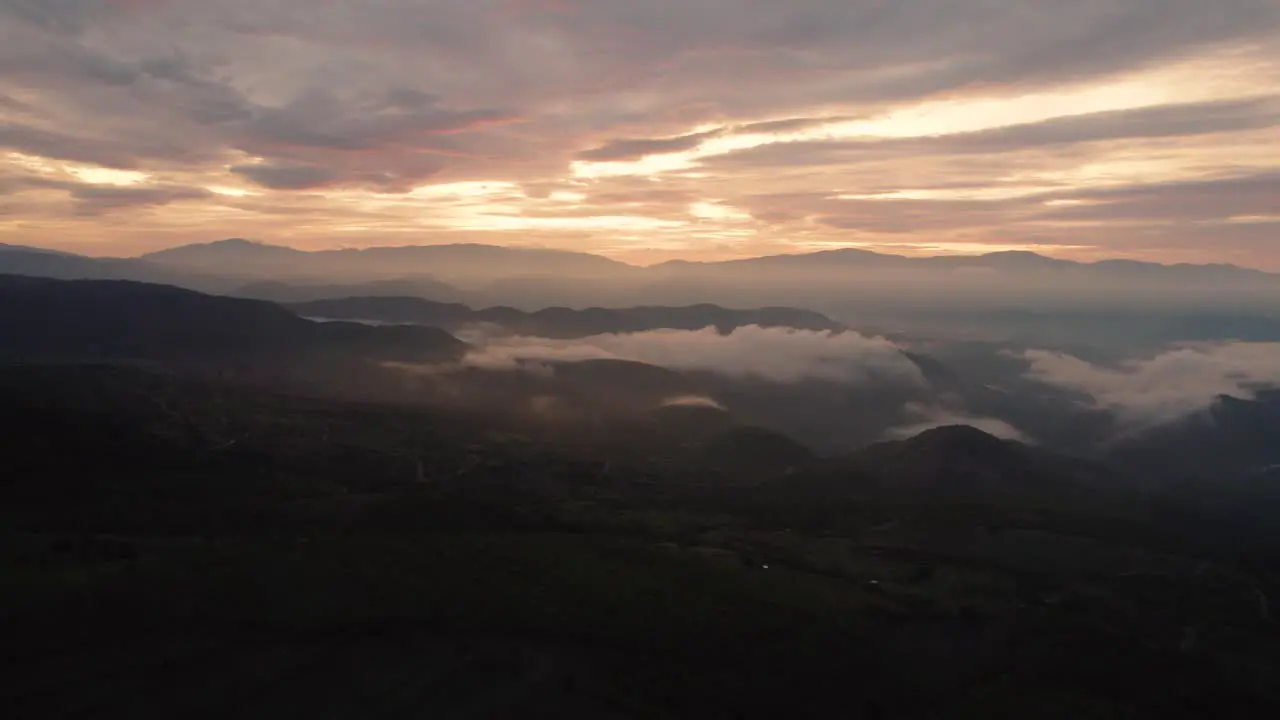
left=1, top=0, right=1278, bottom=267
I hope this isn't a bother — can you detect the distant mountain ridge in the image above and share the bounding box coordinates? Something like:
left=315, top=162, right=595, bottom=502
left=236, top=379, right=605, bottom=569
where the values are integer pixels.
left=3, top=239, right=1275, bottom=281
left=139, top=238, right=632, bottom=283
left=650, top=247, right=1277, bottom=278
left=0, top=246, right=200, bottom=286
left=290, top=296, right=844, bottom=337
left=4, top=240, right=1277, bottom=303
left=141, top=239, right=1278, bottom=278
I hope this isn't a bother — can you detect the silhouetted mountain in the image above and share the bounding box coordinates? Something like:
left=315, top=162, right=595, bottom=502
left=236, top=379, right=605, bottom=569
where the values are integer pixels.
left=131, top=239, right=1280, bottom=288
left=236, top=278, right=463, bottom=303
left=10, top=242, right=1280, bottom=329
left=859, top=425, right=1032, bottom=480
left=653, top=247, right=903, bottom=272
left=142, top=237, right=303, bottom=265
left=0, top=246, right=177, bottom=283
left=291, top=296, right=843, bottom=337
left=0, top=243, right=75, bottom=256
left=142, top=239, right=632, bottom=283
left=830, top=425, right=1124, bottom=516
left=0, top=245, right=261, bottom=295
left=0, top=276, right=465, bottom=374
left=652, top=248, right=1276, bottom=281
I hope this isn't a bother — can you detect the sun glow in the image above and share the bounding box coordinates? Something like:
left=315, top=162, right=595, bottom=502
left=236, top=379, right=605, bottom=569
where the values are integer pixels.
left=5, top=152, right=149, bottom=185
left=451, top=214, right=686, bottom=231
left=570, top=52, right=1275, bottom=179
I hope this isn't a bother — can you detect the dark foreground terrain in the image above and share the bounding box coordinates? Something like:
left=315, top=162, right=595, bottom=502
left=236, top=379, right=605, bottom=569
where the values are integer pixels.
left=3, top=362, right=1279, bottom=719
left=1, top=275, right=1278, bottom=718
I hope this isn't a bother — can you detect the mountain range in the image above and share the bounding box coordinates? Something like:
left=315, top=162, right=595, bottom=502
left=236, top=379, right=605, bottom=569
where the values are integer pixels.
left=290, top=296, right=843, bottom=338
left=5, top=273, right=1276, bottom=474
left=5, top=239, right=1278, bottom=341
left=5, top=238, right=1278, bottom=291
left=140, top=238, right=630, bottom=283
left=138, top=239, right=1280, bottom=280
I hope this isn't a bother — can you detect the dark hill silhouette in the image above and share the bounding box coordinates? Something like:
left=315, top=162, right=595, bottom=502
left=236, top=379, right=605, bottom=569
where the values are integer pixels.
left=141, top=238, right=632, bottom=282
left=290, top=296, right=843, bottom=337
left=0, top=275, right=465, bottom=373
left=4, top=360, right=1280, bottom=718
left=853, top=425, right=1112, bottom=495
left=770, top=425, right=1136, bottom=528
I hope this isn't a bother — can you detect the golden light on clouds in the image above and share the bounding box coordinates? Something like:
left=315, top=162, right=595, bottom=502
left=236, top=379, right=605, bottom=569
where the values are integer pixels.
left=452, top=214, right=687, bottom=232
left=1, top=1, right=1278, bottom=266
left=206, top=185, right=257, bottom=197
left=5, top=152, right=149, bottom=186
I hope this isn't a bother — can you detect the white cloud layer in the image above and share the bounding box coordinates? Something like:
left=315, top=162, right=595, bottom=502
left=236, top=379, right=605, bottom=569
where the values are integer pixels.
left=461, top=325, right=925, bottom=385
left=1024, top=342, right=1280, bottom=427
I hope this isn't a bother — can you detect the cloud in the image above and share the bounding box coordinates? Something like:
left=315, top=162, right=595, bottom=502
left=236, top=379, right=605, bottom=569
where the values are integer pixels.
left=1024, top=342, right=1280, bottom=428
left=944, top=97, right=1280, bottom=150
left=1036, top=171, right=1280, bottom=223
left=65, top=183, right=211, bottom=214
left=578, top=129, right=725, bottom=161
left=230, top=162, right=338, bottom=190
left=736, top=168, right=1280, bottom=236
left=886, top=402, right=1031, bottom=442
left=461, top=325, right=926, bottom=385
left=661, top=395, right=727, bottom=410
left=0, top=168, right=212, bottom=214
left=1, top=1, right=1279, bottom=263
left=735, top=116, right=859, bottom=134
left=707, top=98, right=1280, bottom=171
left=0, top=123, right=151, bottom=168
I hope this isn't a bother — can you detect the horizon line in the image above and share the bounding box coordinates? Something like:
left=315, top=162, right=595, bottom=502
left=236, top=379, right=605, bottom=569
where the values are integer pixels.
left=6, top=238, right=1274, bottom=274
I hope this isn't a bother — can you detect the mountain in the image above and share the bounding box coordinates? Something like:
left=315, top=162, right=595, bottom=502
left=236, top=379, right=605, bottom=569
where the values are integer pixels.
left=790, top=425, right=1134, bottom=526
left=652, top=248, right=1276, bottom=281
left=12, top=240, right=1280, bottom=296
left=644, top=248, right=1280, bottom=321
left=0, top=246, right=175, bottom=283
left=290, top=296, right=844, bottom=337
left=0, top=243, right=75, bottom=256
left=142, top=237, right=304, bottom=265
left=653, top=247, right=904, bottom=271
left=236, top=278, right=464, bottom=303
left=855, top=424, right=1070, bottom=491
left=0, top=275, right=465, bottom=375
left=10, top=241, right=1280, bottom=323
left=0, top=245, right=263, bottom=295
left=0, top=274, right=937, bottom=453
left=141, top=239, right=632, bottom=284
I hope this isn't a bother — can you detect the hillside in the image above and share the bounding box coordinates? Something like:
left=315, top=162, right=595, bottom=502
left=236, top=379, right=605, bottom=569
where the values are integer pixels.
left=0, top=275, right=465, bottom=378
left=291, top=296, right=843, bottom=337
left=3, top=362, right=1279, bottom=718
left=0, top=246, right=210, bottom=288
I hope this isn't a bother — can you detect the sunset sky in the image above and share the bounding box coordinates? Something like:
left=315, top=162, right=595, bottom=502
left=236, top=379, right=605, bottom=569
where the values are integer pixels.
left=1, top=1, right=1278, bottom=267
